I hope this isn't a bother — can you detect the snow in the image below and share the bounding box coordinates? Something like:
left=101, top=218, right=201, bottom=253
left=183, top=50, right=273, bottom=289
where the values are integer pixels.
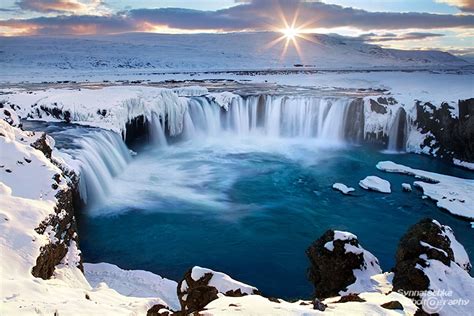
left=359, top=176, right=391, bottom=193
left=376, top=161, right=474, bottom=219
left=419, top=258, right=474, bottom=316
left=0, top=120, right=67, bottom=199
left=332, top=182, right=355, bottom=195
left=0, top=33, right=468, bottom=84
left=453, top=159, right=474, bottom=171
left=201, top=291, right=417, bottom=316
left=342, top=244, right=383, bottom=295
left=172, top=86, right=208, bottom=97
left=0, top=120, right=172, bottom=315
left=189, top=266, right=257, bottom=296
left=208, top=91, right=240, bottom=111
left=334, top=230, right=358, bottom=241
left=324, top=231, right=358, bottom=252
left=432, top=220, right=472, bottom=272
left=84, top=262, right=180, bottom=310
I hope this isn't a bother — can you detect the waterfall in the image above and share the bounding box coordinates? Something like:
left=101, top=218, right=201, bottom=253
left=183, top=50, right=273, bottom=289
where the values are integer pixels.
left=74, top=130, right=131, bottom=206
left=151, top=95, right=352, bottom=142
left=150, top=112, right=168, bottom=147
left=387, top=108, right=408, bottom=152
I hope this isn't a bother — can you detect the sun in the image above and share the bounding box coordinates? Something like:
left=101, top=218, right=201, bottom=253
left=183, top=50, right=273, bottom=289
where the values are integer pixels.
left=282, top=27, right=300, bottom=40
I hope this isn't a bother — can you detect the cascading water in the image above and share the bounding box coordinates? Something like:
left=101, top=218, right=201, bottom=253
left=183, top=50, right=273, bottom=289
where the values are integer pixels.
left=74, top=130, right=132, bottom=205
left=387, top=107, right=408, bottom=152
left=169, top=95, right=353, bottom=142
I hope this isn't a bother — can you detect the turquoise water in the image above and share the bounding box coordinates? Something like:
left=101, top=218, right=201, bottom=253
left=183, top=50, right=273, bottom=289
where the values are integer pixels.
left=77, top=137, right=474, bottom=299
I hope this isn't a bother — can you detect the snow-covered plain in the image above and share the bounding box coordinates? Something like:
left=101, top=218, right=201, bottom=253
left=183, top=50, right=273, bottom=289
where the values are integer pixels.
left=0, top=32, right=470, bottom=83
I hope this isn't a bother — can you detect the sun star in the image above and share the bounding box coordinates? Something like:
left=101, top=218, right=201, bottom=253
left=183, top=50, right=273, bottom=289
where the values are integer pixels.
left=282, top=26, right=300, bottom=40
left=263, top=5, right=319, bottom=62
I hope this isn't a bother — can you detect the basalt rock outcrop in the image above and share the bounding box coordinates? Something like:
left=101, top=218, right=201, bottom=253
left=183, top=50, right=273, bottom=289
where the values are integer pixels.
left=32, top=187, right=82, bottom=279
left=306, top=230, right=381, bottom=299
left=177, top=266, right=259, bottom=314
left=393, top=218, right=472, bottom=314
left=416, top=98, right=474, bottom=162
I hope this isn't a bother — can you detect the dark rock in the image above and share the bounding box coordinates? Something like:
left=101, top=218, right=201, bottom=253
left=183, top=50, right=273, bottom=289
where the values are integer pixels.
left=392, top=218, right=462, bottom=311
left=177, top=267, right=259, bottom=314
left=31, top=133, right=52, bottom=159
left=415, top=98, right=474, bottom=162
left=32, top=188, right=82, bottom=279
left=306, top=230, right=377, bottom=299
left=312, top=298, right=327, bottom=311
left=147, top=304, right=172, bottom=316
left=267, top=297, right=280, bottom=303
left=177, top=270, right=220, bottom=314
left=124, top=115, right=150, bottom=147
left=381, top=300, right=404, bottom=310
left=337, top=294, right=366, bottom=303
left=370, top=99, right=387, bottom=114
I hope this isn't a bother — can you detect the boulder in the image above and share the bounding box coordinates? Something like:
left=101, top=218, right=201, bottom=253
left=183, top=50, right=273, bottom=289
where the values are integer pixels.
left=146, top=304, right=173, bottom=316
left=306, top=230, right=381, bottom=299
left=393, top=218, right=473, bottom=314
left=177, top=266, right=259, bottom=314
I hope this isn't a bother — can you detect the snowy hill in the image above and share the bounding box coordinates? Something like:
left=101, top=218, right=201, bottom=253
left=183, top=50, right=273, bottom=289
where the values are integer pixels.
left=0, top=32, right=469, bottom=83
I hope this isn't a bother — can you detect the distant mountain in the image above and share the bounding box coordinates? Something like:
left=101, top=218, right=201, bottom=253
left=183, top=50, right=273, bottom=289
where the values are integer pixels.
left=0, top=32, right=469, bottom=82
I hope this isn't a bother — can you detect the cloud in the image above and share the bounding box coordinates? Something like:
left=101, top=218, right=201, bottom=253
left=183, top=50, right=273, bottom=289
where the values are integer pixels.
left=16, top=0, right=106, bottom=14
left=1, top=0, right=473, bottom=36
left=354, top=32, right=445, bottom=43
left=435, top=0, right=474, bottom=12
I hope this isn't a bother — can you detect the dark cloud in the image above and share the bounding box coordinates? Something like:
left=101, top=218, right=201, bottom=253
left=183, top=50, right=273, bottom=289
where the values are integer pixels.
left=354, top=32, right=446, bottom=43
left=1, top=0, right=473, bottom=35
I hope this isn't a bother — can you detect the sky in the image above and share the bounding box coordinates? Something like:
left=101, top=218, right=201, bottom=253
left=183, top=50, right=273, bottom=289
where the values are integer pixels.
left=0, top=0, right=473, bottom=56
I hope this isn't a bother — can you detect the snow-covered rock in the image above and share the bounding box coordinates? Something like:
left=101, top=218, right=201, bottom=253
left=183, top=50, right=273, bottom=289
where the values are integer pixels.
left=359, top=176, right=391, bottom=193
left=307, top=230, right=383, bottom=298
left=402, top=183, right=412, bottom=192
left=177, top=266, right=259, bottom=314
left=377, top=161, right=474, bottom=219
left=393, top=219, right=473, bottom=315
left=332, top=182, right=355, bottom=195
